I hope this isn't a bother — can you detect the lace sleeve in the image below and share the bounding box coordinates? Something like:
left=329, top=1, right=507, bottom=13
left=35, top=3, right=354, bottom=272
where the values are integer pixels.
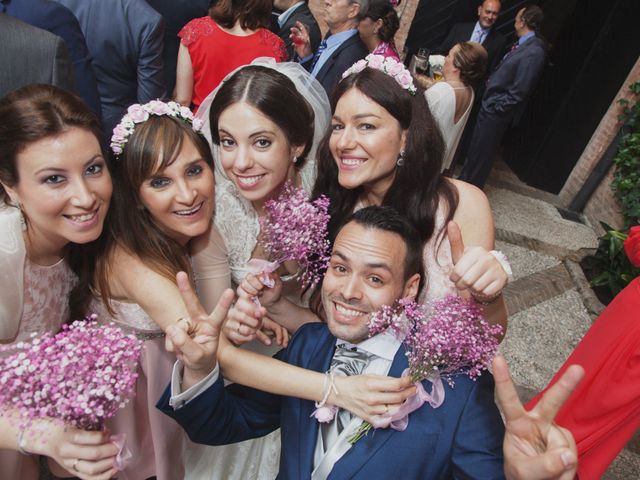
left=179, top=17, right=215, bottom=47
left=0, top=206, right=26, bottom=339
left=259, top=29, right=288, bottom=62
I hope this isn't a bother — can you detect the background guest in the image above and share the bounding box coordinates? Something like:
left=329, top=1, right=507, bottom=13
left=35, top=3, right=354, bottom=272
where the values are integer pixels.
left=458, top=4, right=546, bottom=188
left=417, top=42, right=488, bottom=172
left=0, top=14, right=73, bottom=98
left=54, top=0, right=166, bottom=142
left=146, top=0, right=210, bottom=95
left=291, top=0, right=369, bottom=95
left=435, top=0, right=506, bottom=75
left=2, top=0, right=102, bottom=118
left=358, top=0, right=400, bottom=60
left=175, top=0, right=286, bottom=111
left=271, top=0, right=321, bottom=60
left=0, top=84, right=115, bottom=480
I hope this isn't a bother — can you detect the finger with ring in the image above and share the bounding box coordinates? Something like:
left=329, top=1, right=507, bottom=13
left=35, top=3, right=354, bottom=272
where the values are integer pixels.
left=237, top=324, right=242, bottom=334
left=72, top=458, right=79, bottom=471
left=384, top=404, right=389, bottom=413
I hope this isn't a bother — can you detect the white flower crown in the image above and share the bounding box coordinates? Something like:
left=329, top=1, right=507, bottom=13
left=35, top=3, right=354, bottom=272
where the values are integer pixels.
left=110, top=100, right=204, bottom=156
left=341, top=54, right=417, bottom=95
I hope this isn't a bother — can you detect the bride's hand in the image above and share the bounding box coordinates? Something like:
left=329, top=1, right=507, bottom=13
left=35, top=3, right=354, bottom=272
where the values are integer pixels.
left=238, top=272, right=283, bottom=309
left=328, top=375, right=416, bottom=424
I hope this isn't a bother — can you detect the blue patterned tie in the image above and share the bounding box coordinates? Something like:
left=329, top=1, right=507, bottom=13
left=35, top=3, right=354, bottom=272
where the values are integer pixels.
left=311, top=39, right=328, bottom=71
left=320, top=345, right=378, bottom=451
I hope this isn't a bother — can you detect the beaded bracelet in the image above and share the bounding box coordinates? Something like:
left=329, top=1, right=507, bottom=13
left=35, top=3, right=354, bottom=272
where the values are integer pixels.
left=315, top=371, right=339, bottom=408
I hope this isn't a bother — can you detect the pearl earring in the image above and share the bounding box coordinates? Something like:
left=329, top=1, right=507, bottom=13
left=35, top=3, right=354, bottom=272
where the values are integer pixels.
left=396, top=150, right=405, bottom=167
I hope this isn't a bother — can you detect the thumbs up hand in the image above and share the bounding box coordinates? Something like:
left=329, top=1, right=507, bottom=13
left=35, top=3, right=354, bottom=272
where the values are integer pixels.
left=447, top=221, right=508, bottom=303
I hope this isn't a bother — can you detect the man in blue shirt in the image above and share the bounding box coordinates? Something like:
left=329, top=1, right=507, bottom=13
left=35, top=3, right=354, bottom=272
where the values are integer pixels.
left=291, top=0, right=368, bottom=95
left=459, top=4, right=547, bottom=188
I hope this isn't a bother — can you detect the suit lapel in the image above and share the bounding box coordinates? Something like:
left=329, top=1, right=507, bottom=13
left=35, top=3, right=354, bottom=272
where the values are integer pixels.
left=329, top=346, right=410, bottom=478
left=316, top=33, right=357, bottom=82
left=297, top=328, right=336, bottom=478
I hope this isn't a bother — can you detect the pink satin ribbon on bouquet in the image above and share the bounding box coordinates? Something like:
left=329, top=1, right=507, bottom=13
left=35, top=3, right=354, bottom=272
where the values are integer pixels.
left=369, top=369, right=445, bottom=431
left=111, top=433, right=133, bottom=475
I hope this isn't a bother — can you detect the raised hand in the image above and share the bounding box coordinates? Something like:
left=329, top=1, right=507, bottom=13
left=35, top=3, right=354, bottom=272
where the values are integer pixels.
left=329, top=374, right=416, bottom=424
left=448, top=221, right=508, bottom=301
left=240, top=271, right=283, bottom=308
left=165, top=271, right=234, bottom=388
left=493, top=356, right=583, bottom=480
left=290, top=21, right=313, bottom=58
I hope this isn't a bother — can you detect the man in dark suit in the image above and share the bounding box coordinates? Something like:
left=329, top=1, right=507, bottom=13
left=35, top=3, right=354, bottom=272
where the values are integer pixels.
left=145, top=0, right=209, bottom=95
left=158, top=206, right=582, bottom=480
left=459, top=4, right=547, bottom=188
left=2, top=0, right=102, bottom=118
left=435, top=0, right=505, bottom=76
left=54, top=0, right=166, bottom=142
left=433, top=0, right=506, bottom=171
left=272, top=0, right=321, bottom=60
left=291, top=0, right=368, bottom=95
left=0, top=13, right=74, bottom=98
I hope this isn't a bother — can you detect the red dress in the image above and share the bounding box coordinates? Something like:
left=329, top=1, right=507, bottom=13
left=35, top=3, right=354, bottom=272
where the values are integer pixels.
left=526, top=277, right=640, bottom=480
left=179, top=16, right=287, bottom=108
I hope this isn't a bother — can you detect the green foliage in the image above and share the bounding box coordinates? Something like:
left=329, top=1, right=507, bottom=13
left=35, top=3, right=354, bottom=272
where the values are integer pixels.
left=586, top=82, right=640, bottom=301
left=612, top=81, right=640, bottom=228
left=586, top=223, right=640, bottom=300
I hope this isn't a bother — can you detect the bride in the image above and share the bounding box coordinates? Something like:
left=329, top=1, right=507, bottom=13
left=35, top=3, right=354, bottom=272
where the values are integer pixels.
left=186, top=58, right=330, bottom=479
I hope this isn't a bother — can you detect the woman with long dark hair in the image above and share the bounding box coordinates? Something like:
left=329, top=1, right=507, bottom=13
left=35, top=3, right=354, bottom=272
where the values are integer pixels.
left=0, top=85, right=117, bottom=480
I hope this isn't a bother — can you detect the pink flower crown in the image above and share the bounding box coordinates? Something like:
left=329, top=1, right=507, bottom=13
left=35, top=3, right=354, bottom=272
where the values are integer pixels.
left=342, top=54, right=417, bottom=95
left=110, top=100, right=204, bottom=156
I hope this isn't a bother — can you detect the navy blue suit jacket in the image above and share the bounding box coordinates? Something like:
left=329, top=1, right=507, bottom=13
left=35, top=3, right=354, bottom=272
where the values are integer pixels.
left=302, top=33, right=368, bottom=97
left=54, top=0, right=166, bottom=140
left=481, top=35, right=546, bottom=122
left=2, top=0, right=102, bottom=118
left=158, top=323, right=505, bottom=479
left=435, top=22, right=507, bottom=77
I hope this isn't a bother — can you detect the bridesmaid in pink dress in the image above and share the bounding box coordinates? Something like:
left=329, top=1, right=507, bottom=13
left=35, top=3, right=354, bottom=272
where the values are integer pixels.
left=0, top=85, right=118, bottom=479
left=77, top=102, right=217, bottom=480
left=358, top=0, right=401, bottom=60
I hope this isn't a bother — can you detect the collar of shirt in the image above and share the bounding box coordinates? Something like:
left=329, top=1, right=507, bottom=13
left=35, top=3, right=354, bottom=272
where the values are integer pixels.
left=335, top=329, right=401, bottom=362
left=277, top=1, right=305, bottom=28
left=472, top=21, right=490, bottom=42
left=518, top=31, right=535, bottom=46
left=311, top=29, right=358, bottom=76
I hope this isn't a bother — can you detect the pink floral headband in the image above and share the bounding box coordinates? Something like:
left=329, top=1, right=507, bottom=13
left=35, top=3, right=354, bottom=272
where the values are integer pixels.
left=342, top=54, right=416, bottom=95
left=110, top=100, right=204, bottom=156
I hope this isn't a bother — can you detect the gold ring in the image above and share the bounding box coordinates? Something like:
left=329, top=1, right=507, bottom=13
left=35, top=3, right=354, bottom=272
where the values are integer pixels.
left=384, top=404, right=389, bottom=413
left=177, top=317, right=194, bottom=334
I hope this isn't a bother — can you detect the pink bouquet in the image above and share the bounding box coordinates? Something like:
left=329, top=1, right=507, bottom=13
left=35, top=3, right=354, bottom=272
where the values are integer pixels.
left=350, top=296, right=502, bottom=443
left=0, top=318, right=141, bottom=432
left=250, top=182, right=331, bottom=290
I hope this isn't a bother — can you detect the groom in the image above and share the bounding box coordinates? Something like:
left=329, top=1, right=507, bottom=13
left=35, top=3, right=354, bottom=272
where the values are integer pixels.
left=158, top=206, right=581, bottom=479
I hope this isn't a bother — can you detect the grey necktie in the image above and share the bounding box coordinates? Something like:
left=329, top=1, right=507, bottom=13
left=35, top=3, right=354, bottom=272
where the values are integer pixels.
left=320, top=345, right=378, bottom=452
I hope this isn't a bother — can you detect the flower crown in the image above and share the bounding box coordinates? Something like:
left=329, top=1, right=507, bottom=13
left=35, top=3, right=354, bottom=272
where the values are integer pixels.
left=110, top=100, right=204, bottom=156
left=342, top=54, right=416, bottom=95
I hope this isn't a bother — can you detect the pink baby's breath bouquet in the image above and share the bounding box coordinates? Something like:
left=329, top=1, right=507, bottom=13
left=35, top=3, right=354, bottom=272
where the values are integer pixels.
left=250, top=182, right=331, bottom=290
left=0, top=317, right=142, bottom=432
left=349, top=296, right=502, bottom=443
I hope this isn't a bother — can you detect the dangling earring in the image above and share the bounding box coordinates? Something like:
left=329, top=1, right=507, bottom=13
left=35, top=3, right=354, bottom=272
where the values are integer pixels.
left=17, top=202, right=27, bottom=231
left=396, top=150, right=405, bottom=167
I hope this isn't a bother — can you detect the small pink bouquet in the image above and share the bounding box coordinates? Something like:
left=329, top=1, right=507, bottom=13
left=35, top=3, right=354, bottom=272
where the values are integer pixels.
left=349, top=296, right=502, bottom=443
left=249, top=182, right=331, bottom=290
left=0, top=317, right=141, bottom=434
